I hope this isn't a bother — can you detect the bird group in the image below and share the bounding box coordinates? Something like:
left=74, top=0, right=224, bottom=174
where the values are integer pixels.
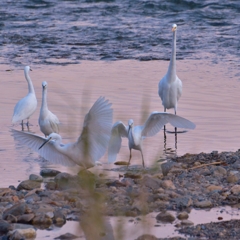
left=12, top=23, right=195, bottom=169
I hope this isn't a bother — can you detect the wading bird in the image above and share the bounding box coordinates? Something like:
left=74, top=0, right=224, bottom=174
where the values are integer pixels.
left=38, top=81, right=60, bottom=137
left=158, top=24, right=182, bottom=115
left=12, top=66, right=37, bottom=129
left=12, top=97, right=113, bottom=169
left=108, top=112, right=195, bottom=168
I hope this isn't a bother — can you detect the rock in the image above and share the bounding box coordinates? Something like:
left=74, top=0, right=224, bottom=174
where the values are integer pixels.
left=54, top=233, right=79, bottom=239
left=160, top=180, right=175, bottom=190
left=17, top=214, right=35, bottom=224
left=17, top=180, right=41, bottom=191
left=135, top=234, right=158, bottom=240
left=177, top=211, right=189, bottom=220
left=181, top=219, right=194, bottom=226
left=29, top=174, right=43, bottom=182
left=195, top=200, right=213, bottom=208
left=32, top=214, right=52, bottom=228
left=3, top=203, right=26, bottom=220
left=174, top=197, right=193, bottom=208
left=45, top=181, right=57, bottom=190
left=8, top=229, right=36, bottom=239
left=140, top=175, right=161, bottom=189
left=206, top=185, right=223, bottom=192
left=0, top=219, right=12, bottom=234
left=53, top=210, right=66, bottom=226
left=213, top=166, right=227, bottom=177
left=231, top=185, right=240, bottom=195
left=5, top=214, right=17, bottom=223
left=161, top=161, right=178, bottom=176
left=227, top=171, right=240, bottom=183
left=54, top=173, right=81, bottom=190
left=40, top=169, right=61, bottom=177
left=156, top=211, right=175, bottom=223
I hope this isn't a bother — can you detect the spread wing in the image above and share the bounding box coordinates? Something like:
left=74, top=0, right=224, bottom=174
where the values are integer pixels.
left=11, top=129, right=75, bottom=167
left=77, top=97, right=113, bottom=164
left=108, top=121, right=128, bottom=163
left=141, top=112, right=196, bottom=137
left=49, top=111, right=60, bottom=133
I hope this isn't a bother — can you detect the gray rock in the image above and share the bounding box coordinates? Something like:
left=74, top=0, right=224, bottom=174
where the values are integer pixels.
left=17, top=180, right=41, bottom=191
left=54, top=233, right=79, bottom=239
left=156, top=211, right=175, bottom=223
left=5, top=214, right=17, bottom=223
left=3, top=203, right=26, bottom=220
left=139, top=175, right=161, bottom=189
left=227, top=171, right=240, bottom=183
left=194, top=200, right=213, bottom=208
left=17, top=214, right=35, bottom=224
left=8, top=229, right=24, bottom=240
left=174, top=197, right=193, bottom=208
left=160, top=180, right=175, bottom=190
left=8, top=229, right=36, bottom=240
left=54, top=173, right=80, bottom=190
left=40, top=169, right=61, bottom=177
left=161, top=161, right=178, bottom=176
left=135, top=234, right=158, bottom=240
left=213, top=166, right=227, bottom=177
left=0, top=219, right=12, bottom=234
left=29, top=174, right=43, bottom=182
left=32, top=214, right=52, bottom=227
left=231, top=185, right=240, bottom=195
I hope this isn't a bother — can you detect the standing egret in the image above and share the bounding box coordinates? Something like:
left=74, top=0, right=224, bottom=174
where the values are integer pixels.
left=108, top=112, right=195, bottom=168
left=39, top=81, right=60, bottom=137
left=12, top=66, right=37, bottom=129
left=158, top=24, right=182, bottom=115
left=12, top=97, right=113, bottom=169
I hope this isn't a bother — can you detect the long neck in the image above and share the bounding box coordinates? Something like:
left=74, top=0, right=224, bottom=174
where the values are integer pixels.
left=25, top=70, right=35, bottom=94
left=41, top=88, right=48, bottom=111
left=166, top=30, right=176, bottom=81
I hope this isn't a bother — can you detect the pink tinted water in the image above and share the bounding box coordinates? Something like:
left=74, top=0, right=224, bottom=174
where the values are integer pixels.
left=0, top=60, right=240, bottom=187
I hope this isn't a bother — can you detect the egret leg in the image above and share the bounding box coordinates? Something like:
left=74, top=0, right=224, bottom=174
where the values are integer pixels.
left=26, top=118, right=30, bottom=131
left=140, top=150, right=145, bottom=168
left=21, top=120, right=24, bottom=131
left=127, top=149, right=132, bottom=169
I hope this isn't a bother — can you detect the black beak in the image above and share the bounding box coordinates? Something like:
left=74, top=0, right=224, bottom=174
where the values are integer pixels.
left=39, top=137, right=52, bottom=150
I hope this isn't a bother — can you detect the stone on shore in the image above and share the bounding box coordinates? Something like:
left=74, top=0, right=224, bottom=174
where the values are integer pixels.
left=156, top=211, right=175, bottom=223
left=17, top=180, right=41, bottom=191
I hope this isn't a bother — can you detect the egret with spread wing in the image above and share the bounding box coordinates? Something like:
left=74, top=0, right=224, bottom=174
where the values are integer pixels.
left=12, top=97, right=113, bottom=169
left=39, top=81, right=60, bottom=137
left=108, top=112, right=195, bottom=167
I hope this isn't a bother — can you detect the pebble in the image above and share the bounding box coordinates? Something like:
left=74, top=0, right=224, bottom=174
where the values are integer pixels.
left=156, top=211, right=175, bottom=223
left=177, top=211, right=189, bottom=220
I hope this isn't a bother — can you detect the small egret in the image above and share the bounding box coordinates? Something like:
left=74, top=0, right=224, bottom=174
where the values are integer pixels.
left=158, top=24, right=182, bottom=115
left=12, top=97, right=113, bottom=169
left=39, top=81, right=60, bottom=137
left=108, top=112, right=195, bottom=167
left=12, top=66, right=37, bottom=128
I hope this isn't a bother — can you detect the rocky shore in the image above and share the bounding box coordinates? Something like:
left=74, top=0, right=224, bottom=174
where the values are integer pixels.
left=1, top=150, right=240, bottom=239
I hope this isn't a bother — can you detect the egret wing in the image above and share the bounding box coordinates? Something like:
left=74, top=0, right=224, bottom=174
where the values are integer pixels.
left=108, top=121, right=128, bottom=163
left=11, top=129, right=75, bottom=166
left=141, top=112, right=195, bottom=137
left=49, top=111, right=60, bottom=133
left=77, top=97, right=113, bottom=164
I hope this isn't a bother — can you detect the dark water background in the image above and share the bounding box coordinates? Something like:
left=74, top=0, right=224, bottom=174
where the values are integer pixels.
left=0, top=0, right=240, bottom=65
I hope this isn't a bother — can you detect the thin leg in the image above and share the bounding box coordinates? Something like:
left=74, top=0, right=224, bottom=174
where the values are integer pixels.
left=21, top=120, right=24, bottom=131
left=175, top=128, right=177, bottom=150
left=140, top=150, right=145, bottom=168
left=127, top=149, right=132, bottom=169
left=164, top=107, right=166, bottom=135
left=26, top=118, right=30, bottom=131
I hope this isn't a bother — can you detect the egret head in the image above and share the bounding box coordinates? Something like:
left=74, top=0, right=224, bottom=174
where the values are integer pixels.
left=172, top=24, right=177, bottom=32
left=25, top=66, right=32, bottom=72
left=42, top=81, right=48, bottom=89
left=38, top=133, right=60, bottom=150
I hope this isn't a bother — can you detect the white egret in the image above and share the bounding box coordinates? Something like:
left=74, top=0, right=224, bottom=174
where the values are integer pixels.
left=39, top=81, right=60, bottom=137
left=158, top=24, right=182, bottom=115
left=12, top=97, right=113, bottom=169
left=108, top=112, right=195, bottom=167
left=12, top=66, right=37, bottom=128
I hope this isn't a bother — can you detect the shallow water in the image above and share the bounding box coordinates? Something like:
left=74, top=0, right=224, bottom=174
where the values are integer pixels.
left=35, top=206, right=240, bottom=239
left=1, top=59, right=240, bottom=187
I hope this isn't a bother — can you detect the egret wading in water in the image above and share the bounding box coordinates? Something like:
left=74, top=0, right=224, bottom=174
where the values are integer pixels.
left=39, top=81, right=60, bottom=137
left=158, top=24, right=182, bottom=134
left=108, top=112, right=195, bottom=168
left=12, top=97, right=113, bottom=169
left=12, top=66, right=37, bottom=130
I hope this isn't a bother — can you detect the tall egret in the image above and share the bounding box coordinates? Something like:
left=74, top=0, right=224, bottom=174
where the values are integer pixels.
left=39, top=81, right=60, bottom=137
left=12, top=97, right=113, bottom=169
left=108, top=112, right=195, bottom=167
left=12, top=66, right=37, bottom=128
left=158, top=24, right=182, bottom=115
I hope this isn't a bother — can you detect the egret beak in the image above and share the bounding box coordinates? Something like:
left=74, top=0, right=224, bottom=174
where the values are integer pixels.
left=39, top=137, right=52, bottom=150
